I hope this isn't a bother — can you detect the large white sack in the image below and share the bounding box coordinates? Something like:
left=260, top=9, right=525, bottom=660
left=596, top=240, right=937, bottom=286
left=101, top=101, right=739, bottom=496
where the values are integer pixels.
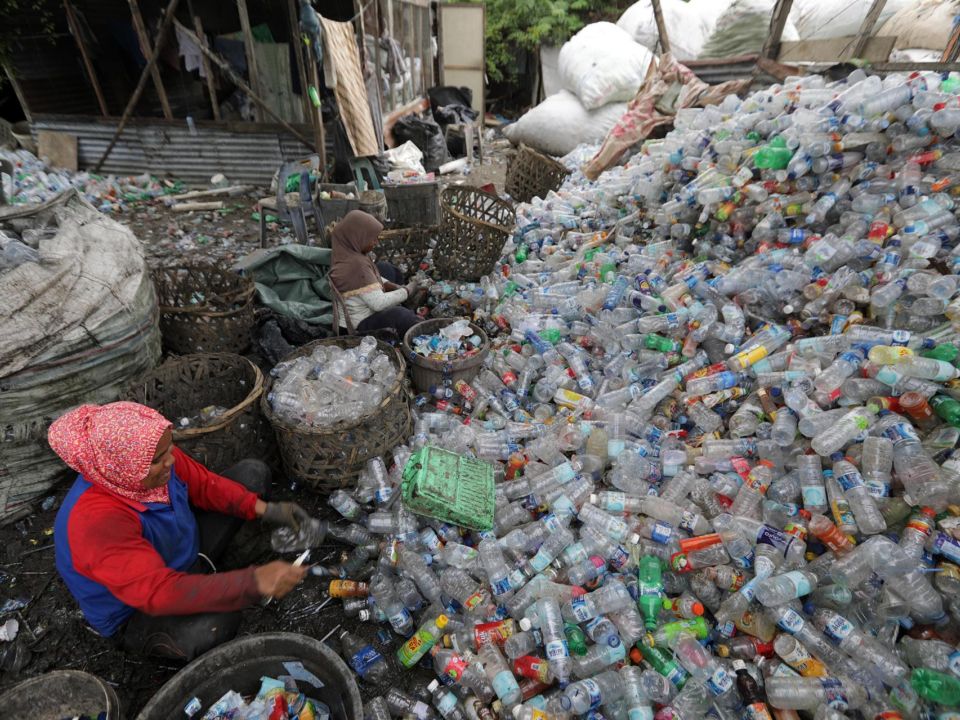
left=879, top=0, right=960, bottom=51
left=699, top=0, right=799, bottom=59
left=503, top=91, right=627, bottom=157
left=617, top=0, right=713, bottom=60
left=558, top=22, right=655, bottom=110
left=790, top=0, right=910, bottom=41
left=540, top=45, right=563, bottom=98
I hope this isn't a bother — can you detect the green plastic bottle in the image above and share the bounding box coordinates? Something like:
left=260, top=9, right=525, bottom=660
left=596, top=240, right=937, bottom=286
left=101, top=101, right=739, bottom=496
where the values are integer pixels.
left=564, top=622, right=588, bottom=656
left=649, top=616, right=709, bottom=646
left=637, top=555, right=664, bottom=631
left=753, top=136, right=793, bottom=170
left=514, top=242, right=528, bottom=264
left=397, top=614, right=448, bottom=668
left=911, top=668, right=960, bottom=706
left=942, top=74, right=960, bottom=94
left=539, top=328, right=562, bottom=345
left=643, top=334, right=682, bottom=353
left=931, top=395, right=960, bottom=428
left=636, top=642, right=688, bottom=688
left=921, top=343, right=960, bottom=365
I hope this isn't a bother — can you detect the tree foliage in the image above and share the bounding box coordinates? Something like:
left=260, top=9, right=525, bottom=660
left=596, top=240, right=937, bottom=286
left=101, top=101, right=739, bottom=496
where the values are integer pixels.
left=0, top=0, right=57, bottom=89
left=474, top=0, right=619, bottom=83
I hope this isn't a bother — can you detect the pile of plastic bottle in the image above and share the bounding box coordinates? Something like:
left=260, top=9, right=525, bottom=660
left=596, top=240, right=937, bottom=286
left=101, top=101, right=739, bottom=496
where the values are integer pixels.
left=268, top=336, right=398, bottom=427
left=275, top=68, right=960, bottom=720
left=410, top=319, right=486, bottom=362
left=0, top=148, right=177, bottom=212
left=192, top=675, right=329, bottom=719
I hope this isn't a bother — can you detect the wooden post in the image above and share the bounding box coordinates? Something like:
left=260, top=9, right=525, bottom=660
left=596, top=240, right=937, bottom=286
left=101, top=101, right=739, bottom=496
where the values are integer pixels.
left=307, top=46, right=327, bottom=179
left=171, top=20, right=318, bottom=151
left=64, top=0, right=109, bottom=116
left=761, top=0, right=795, bottom=60
left=942, top=20, right=960, bottom=62
left=1, top=62, right=33, bottom=124
left=286, top=0, right=313, bottom=124
left=848, top=0, right=887, bottom=60
left=128, top=0, right=174, bottom=119
left=236, top=0, right=263, bottom=122
left=193, top=16, right=221, bottom=120
left=93, top=0, right=180, bottom=172
left=650, top=0, right=671, bottom=56
left=371, top=0, right=385, bottom=110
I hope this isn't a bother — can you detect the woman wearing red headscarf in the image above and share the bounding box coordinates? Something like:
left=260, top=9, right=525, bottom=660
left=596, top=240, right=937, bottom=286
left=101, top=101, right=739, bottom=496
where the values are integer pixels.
left=49, top=401, right=310, bottom=660
left=330, top=209, right=423, bottom=337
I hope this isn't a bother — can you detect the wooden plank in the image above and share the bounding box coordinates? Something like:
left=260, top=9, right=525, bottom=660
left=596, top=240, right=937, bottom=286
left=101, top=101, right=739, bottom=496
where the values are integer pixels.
left=127, top=0, right=173, bottom=119
left=236, top=0, right=263, bottom=122
left=193, top=16, right=221, bottom=120
left=650, top=0, right=671, bottom=55
left=761, top=0, right=794, bottom=60
left=874, top=61, right=960, bottom=72
left=37, top=131, right=78, bottom=171
left=257, top=42, right=302, bottom=122
left=63, top=0, right=109, bottom=116
left=1, top=63, right=33, bottom=124
left=778, top=35, right=895, bottom=63
left=848, top=0, right=887, bottom=59
left=286, top=0, right=313, bottom=125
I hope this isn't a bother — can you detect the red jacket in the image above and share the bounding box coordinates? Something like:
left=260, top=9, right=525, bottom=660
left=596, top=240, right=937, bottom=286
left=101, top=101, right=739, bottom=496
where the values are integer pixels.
left=59, top=448, right=262, bottom=622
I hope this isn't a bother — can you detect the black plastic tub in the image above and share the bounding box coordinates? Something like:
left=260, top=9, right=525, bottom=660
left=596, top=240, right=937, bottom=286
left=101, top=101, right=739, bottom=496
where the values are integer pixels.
left=0, top=670, right=122, bottom=719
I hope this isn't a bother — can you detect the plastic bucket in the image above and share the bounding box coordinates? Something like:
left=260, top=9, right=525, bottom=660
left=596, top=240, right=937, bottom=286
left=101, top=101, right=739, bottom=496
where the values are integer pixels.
left=135, top=632, right=362, bottom=720
left=403, top=317, right=489, bottom=395
left=0, top=670, right=122, bottom=719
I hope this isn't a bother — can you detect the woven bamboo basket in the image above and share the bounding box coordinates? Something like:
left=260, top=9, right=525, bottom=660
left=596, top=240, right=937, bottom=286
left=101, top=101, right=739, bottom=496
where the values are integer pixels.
left=403, top=318, right=489, bottom=395
left=153, top=263, right=256, bottom=355
left=376, top=225, right=436, bottom=276
left=434, top=186, right=515, bottom=281
left=506, top=144, right=571, bottom=204
left=261, top=336, right=412, bottom=492
left=122, top=353, right=274, bottom=473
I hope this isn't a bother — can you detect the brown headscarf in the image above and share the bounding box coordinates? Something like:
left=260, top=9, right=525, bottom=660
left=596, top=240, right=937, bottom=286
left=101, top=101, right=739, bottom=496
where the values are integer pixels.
left=330, top=210, right=384, bottom=296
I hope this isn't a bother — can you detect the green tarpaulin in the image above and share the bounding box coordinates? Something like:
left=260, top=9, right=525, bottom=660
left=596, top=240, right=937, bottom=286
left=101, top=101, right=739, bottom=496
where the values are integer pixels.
left=234, top=244, right=334, bottom=325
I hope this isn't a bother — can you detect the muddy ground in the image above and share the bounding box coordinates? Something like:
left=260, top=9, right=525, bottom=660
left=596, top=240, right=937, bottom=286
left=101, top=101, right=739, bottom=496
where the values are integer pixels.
left=0, top=146, right=508, bottom=714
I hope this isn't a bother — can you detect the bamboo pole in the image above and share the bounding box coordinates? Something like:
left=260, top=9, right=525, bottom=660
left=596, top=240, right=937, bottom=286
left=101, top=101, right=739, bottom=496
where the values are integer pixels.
left=128, top=0, right=174, bottom=119
left=64, top=0, right=109, bottom=116
left=93, top=0, right=181, bottom=172
left=848, top=0, right=888, bottom=60
left=650, top=0, right=671, bottom=56
left=236, top=0, right=263, bottom=122
left=193, top=16, right=221, bottom=120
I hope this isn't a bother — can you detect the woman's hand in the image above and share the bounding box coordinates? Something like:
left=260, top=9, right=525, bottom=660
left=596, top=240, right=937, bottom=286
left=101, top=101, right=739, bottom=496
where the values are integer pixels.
left=382, top=281, right=401, bottom=292
left=254, top=561, right=307, bottom=599
left=260, top=501, right=312, bottom=531
left=404, top=279, right=420, bottom=296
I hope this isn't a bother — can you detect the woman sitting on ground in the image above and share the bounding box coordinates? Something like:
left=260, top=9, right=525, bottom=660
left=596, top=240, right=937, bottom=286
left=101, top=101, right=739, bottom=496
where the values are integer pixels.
left=330, top=209, right=422, bottom=338
left=50, top=401, right=310, bottom=661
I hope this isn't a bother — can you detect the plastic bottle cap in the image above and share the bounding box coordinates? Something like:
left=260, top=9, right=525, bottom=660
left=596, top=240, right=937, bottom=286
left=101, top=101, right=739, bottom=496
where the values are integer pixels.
left=692, top=602, right=705, bottom=616
left=629, top=533, right=641, bottom=545
left=519, top=618, right=532, bottom=631
left=427, top=679, right=439, bottom=692
left=436, top=614, right=449, bottom=629
left=782, top=305, right=793, bottom=314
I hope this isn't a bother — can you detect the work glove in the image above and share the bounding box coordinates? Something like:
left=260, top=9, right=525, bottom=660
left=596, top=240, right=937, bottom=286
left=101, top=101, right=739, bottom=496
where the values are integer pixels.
left=261, top=501, right=312, bottom=531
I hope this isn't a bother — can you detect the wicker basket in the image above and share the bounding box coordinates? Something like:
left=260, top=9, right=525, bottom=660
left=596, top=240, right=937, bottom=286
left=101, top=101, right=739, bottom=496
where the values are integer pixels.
left=262, top=336, right=412, bottom=492
left=376, top=225, right=436, bottom=276
left=434, top=186, right=515, bottom=281
left=122, top=353, right=274, bottom=473
left=153, top=263, right=256, bottom=355
left=506, top=144, right=571, bottom=204
left=403, top=318, right=489, bottom=395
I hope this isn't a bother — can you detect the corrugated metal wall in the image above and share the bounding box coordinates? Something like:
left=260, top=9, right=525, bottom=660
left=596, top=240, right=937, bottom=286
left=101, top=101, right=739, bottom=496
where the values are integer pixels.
left=31, top=115, right=315, bottom=184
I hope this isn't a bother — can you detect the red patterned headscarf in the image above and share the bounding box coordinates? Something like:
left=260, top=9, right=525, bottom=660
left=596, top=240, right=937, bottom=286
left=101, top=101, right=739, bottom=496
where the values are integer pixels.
left=48, top=402, right=174, bottom=505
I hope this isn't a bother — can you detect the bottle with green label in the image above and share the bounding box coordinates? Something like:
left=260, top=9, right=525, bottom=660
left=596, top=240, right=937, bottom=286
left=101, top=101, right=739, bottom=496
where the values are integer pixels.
left=564, top=622, right=588, bottom=656
left=931, top=395, right=960, bottom=428
left=648, top=616, right=709, bottom=647
left=637, top=555, right=664, bottom=631
left=635, top=642, right=688, bottom=688
left=397, top=614, right=448, bottom=668
left=911, top=668, right=960, bottom=706
left=644, top=334, right=682, bottom=353
left=539, top=328, right=562, bottom=345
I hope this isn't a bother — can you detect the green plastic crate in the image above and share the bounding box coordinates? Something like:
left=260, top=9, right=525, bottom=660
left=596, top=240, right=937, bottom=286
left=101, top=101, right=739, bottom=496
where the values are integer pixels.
left=401, top=445, right=495, bottom=531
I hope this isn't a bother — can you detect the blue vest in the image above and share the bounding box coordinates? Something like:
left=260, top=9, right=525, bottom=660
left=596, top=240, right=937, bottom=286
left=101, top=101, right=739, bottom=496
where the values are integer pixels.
left=54, top=470, right=199, bottom=636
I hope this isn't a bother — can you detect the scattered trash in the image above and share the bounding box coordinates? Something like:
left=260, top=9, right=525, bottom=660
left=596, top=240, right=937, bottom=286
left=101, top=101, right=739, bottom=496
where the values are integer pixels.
left=197, top=676, right=330, bottom=720
left=0, top=619, right=18, bottom=642
left=409, top=319, right=484, bottom=361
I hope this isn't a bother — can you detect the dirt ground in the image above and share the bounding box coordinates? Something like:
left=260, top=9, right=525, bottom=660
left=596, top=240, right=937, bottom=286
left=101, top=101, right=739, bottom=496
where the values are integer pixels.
left=0, top=145, right=508, bottom=714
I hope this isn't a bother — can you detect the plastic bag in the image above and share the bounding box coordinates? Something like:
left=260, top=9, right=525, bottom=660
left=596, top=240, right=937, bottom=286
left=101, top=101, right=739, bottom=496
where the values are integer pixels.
left=616, top=0, right=715, bottom=60
left=503, top=91, right=628, bottom=157
left=392, top=116, right=450, bottom=173
left=383, top=141, right=426, bottom=174
left=558, top=22, right=655, bottom=110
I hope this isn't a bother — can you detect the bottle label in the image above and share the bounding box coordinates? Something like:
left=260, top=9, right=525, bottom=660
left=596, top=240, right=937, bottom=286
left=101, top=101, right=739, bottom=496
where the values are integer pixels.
left=389, top=608, right=412, bottom=631
left=678, top=511, right=699, bottom=533
left=491, top=576, right=513, bottom=597
left=836, top=471, right=864, bottom=492
left=865, top=479, right=890, bottom=499
left=492, top=669, right=519, bottom=700
left=743, top=703, right=773, bottom=720
left=411, top=701, right=431, bottom=720
left=349, top=644, right=383, bottom=678
left=822, top=614, right=854, bottom=643
left=609, top=545, right=630, bottom=570
left=778, top=643, right=826, bottom=677
left=605, top=492, right=627, bottom=512
left=474, top=620, right=514, bottom=648
left=443, top=655, right=468, bottom=681
left=571, top=595, right=592, bottom=622
left=556, top=463, right=577, bottom=484
left=881, top=421, right=920, bottom=446
left=801, top=485, right=827, bottom=508
left=628, top=709, right=654, bottom=720
left=582, top=678, right=603, bottom=709
left=462, top=592, right=484, bottom=611
left=783, top=571, right=813, bottom=597
left=819, top=678, right=849, bottom=711
left=706, top=667, right=733, bottom=696
left=546, top=638, right=569, bottom=661
left=776, top=608, right=805, bottom=634
left=650, top=521, right=674, bottom=544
